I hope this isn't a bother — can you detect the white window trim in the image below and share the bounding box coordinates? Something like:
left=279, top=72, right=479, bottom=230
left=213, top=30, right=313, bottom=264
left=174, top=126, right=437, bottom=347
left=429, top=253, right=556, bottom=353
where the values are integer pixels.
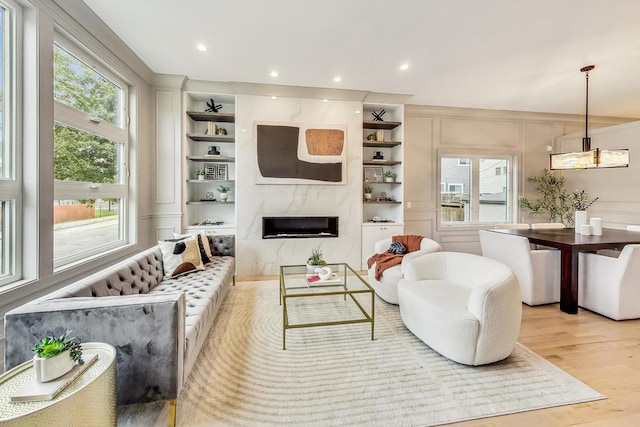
left=52, top=33, right=129, bottom=270
left=0, top=0, right=21, bottom=286
left=438, top=148, right=519, bottom=230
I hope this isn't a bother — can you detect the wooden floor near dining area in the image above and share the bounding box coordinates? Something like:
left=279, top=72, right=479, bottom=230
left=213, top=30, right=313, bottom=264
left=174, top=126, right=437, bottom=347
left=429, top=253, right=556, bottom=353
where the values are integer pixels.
left=451, top=303, right=640, bottom=426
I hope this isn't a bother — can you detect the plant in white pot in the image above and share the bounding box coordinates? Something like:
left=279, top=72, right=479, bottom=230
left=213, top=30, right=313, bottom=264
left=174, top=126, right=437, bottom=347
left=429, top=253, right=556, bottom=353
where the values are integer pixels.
left=364, top=186, right=373, bottom=201
left=196, top=169, right=205, bottom=181
left=306, top=246, right=327, bottom=273
left=384, top=170, right=395, bottom=182
left=32, top=330, right=84, bottom=382
left=218, top=185, right=230, bottom=202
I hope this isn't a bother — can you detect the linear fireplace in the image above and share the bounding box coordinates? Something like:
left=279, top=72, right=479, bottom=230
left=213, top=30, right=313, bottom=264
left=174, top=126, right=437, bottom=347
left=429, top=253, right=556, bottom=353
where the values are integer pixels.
left=262, top=216, right=339, bottom=239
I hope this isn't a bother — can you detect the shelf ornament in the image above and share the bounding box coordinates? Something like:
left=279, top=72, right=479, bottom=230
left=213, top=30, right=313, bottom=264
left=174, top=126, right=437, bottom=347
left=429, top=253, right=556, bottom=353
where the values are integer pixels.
left=371, top=110, right=386, bottom=121
left=205, top=98, right=222, bottom=113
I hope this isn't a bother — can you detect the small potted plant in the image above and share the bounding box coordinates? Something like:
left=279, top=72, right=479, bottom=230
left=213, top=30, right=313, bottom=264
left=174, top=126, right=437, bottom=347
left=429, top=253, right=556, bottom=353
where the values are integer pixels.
left=364, top=186, right=373, bottom=201
left=306, top=246, right=327, bottom=273
left=384, top=170, right=395, bottom=182
left=196, top=169, right=205, bottom=181
left=218, top=185, right=230, bottom=202
left=32, top=330, right=83, bottom=382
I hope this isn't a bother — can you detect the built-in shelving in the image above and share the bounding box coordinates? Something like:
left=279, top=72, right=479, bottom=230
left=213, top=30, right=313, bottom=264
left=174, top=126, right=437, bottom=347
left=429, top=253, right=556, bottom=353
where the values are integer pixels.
left=183, top=93, right=237, bottom=234
left=362, top=121, right=401, bottom=130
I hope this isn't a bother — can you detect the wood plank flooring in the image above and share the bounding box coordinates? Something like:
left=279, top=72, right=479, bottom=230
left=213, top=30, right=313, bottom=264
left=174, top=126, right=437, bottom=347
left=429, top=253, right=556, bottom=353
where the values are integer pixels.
left=450, top=304, right=640, bottom=426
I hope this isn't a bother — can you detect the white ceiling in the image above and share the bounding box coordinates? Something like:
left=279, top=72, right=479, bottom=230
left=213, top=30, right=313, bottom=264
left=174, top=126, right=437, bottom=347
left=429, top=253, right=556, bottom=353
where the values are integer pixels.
left=82, top=0, right=640, bottom=118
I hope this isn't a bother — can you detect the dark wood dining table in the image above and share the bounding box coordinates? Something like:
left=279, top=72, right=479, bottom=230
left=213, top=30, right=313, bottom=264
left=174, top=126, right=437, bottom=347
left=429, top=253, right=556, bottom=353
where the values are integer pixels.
left=490, top=227, right=640, bottom=314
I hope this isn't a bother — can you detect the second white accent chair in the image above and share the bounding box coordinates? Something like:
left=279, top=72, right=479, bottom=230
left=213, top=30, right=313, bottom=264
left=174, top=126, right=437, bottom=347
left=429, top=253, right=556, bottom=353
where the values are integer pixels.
left=479, top=230, right=561, bottom=306
left=367, top=237, right=442, bottom=304
left=579, top=244, right=640, bottom=320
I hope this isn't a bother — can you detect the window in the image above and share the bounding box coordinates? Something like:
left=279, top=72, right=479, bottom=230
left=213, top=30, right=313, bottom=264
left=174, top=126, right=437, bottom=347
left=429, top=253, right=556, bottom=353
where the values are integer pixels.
left=440, top=153, right=515, bottom=226
left=0, top=0, right=20, bottom=285
left=53, top=36, right=128, bottom=268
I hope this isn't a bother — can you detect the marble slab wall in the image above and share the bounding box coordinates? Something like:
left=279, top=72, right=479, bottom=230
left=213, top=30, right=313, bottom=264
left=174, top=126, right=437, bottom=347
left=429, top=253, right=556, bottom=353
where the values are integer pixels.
left=235, top=95, right=363, bottom=275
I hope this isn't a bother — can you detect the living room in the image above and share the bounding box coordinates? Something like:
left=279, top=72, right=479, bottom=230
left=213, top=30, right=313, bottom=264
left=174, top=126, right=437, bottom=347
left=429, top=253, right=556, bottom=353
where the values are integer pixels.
left=2, top=0, right=640, bottom=425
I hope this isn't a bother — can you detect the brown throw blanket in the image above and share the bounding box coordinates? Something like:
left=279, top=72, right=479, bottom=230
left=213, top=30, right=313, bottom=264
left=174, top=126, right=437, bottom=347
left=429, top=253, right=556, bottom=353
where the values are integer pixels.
left=367, top=235, right=423, bottom=280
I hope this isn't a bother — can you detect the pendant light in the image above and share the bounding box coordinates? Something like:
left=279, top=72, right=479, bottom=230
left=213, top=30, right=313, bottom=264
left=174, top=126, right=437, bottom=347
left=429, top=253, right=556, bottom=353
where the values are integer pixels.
left=550, top=65, right=629, bottom=170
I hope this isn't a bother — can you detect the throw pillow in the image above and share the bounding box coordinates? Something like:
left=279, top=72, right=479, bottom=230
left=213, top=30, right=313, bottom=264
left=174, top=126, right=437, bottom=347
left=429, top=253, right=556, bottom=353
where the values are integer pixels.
left=197, top=232, right=218, bottom=258
left=389, top=241, right=407, bottom=255
left=159, top=236, right=205, bottom=278
left=172, top=231, right=217, bottom=263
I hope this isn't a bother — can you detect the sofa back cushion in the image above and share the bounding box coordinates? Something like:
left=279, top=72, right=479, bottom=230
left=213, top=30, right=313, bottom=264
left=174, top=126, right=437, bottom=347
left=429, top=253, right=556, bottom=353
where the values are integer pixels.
left=45, top=247, right=165, bottom=299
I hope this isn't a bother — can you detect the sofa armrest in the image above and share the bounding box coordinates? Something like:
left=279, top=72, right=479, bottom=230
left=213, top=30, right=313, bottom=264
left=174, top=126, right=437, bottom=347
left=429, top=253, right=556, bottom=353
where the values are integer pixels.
left=4, top=293, right=185, bottom=405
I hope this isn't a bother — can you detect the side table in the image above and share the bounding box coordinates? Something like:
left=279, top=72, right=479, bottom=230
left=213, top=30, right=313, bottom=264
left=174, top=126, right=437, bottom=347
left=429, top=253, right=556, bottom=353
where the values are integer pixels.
left=0, top=342, right=117, bottom=426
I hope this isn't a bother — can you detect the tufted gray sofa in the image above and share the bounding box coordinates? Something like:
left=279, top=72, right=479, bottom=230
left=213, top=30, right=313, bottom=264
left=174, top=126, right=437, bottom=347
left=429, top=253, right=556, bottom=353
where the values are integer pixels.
left=3, top=235, right=235, bottom=406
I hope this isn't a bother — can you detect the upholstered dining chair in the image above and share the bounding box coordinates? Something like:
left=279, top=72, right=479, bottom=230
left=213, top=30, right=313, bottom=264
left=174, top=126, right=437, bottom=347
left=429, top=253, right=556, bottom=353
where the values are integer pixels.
left=479, top=230, right=560, bottom=306
left=367, top=236, right=442, bottom=304
left=530, top=222, right=566, bottom=229
left=579, top=244, right=640, bottom=320
left=495, top=223, right=530, bottom=230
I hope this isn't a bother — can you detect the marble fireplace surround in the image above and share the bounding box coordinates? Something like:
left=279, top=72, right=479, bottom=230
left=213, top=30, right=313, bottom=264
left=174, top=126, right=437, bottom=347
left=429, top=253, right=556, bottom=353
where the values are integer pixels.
left=235, top=95, right=362, bottom=276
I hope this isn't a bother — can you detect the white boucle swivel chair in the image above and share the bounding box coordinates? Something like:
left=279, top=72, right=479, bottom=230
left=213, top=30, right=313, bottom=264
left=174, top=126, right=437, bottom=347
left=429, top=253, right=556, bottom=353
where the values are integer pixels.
left=397, top=251, right=522, bottom=366
left=479, top=230, right=561, bottom=305
left=579, top=244, right=640, bottom=320
left=367, top=237, right=442, bottom=304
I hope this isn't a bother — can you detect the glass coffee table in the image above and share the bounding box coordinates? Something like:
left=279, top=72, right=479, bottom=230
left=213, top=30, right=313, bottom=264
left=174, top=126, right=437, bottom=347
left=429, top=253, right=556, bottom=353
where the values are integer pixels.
left=279, top=263, right=375, bottom=350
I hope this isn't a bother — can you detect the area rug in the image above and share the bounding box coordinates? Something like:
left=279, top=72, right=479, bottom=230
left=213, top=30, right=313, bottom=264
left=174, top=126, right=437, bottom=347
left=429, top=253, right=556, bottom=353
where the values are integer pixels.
left=118, top=280, right=604, bottom=426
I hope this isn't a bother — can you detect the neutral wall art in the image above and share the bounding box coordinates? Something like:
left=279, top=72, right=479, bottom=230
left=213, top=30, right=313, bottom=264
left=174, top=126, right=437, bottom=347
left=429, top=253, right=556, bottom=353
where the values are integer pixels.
left=256, top=122, right=347, bottom=184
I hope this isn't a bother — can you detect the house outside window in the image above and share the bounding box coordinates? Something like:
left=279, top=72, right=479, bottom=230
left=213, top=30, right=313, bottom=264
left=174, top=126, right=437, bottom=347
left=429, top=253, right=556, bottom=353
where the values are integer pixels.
left=53, top=36, right=129, bottom=268
left=440, top=153, right=516, bottom=226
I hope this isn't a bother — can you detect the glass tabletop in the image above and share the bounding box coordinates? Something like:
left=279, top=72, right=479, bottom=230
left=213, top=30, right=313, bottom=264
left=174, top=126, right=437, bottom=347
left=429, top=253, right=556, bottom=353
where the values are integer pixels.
left=280, top=263, right=372, bottom=296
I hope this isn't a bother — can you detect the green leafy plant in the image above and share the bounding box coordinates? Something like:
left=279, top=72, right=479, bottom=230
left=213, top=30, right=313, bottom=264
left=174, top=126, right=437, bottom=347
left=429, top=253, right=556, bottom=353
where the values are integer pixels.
left=364, top=186, right=373, bottom=194
left=195, top=168, right=205, bottom=176
left=33, top=330, right=83, bottom=364
left=518, top=169, right=598, bottom=226
left=569, top=190, right=599, bottom=211
left=384, top=170, right=395, bottom=178
left=307, top=247, right=327, bottom=266
left=518, top=169, right=573, bottom=225
left=217, top=185, right=230, bottom=193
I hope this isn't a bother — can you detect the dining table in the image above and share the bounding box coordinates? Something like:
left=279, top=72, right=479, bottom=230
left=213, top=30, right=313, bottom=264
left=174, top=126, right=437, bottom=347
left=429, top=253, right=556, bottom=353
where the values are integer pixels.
left=490, top=227, right=640, bottom=314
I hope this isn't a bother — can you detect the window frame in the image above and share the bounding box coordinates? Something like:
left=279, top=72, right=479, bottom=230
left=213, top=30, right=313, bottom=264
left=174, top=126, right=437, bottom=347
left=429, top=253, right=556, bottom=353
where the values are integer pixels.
left=438, top=149, right=519, bottom=230
left=52, top=33, right=130, bottom=270
left=0, top=0, right=21, bottom=286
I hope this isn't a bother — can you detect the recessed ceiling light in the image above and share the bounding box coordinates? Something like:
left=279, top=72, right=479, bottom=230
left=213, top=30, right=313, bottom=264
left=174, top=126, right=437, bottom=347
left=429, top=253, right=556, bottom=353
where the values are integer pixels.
left=196, top=44, right=208, bottom=52
left=270, top=71, right=279, bottom=77
left=271, top=96, right=277, bottom=100
left=334, top=76, right=342, bottom=82
left=400, top=63, right=409, bottom=71
left=323, top=99, right=329, bottom=103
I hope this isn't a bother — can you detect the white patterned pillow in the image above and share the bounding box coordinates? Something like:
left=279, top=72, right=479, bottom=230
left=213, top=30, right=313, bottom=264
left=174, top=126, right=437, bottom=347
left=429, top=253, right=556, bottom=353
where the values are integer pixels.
left=159, top=236, right=205, bottom=278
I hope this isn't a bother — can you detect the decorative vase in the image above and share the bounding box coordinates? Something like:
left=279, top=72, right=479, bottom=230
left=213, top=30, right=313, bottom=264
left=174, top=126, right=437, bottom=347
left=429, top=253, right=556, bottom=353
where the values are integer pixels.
left=198, top=175, right=204, bottom=181
left=574, top=210, right=588, bottom=234
left=33, top=350, right=75, bottom=382
left=364, top=193, right=372, bottom=200
left=219, top=192, right=228, bottom=202
left=306, top=263, right=316, bottom=273
left=384, top=177, right=394, bottom=183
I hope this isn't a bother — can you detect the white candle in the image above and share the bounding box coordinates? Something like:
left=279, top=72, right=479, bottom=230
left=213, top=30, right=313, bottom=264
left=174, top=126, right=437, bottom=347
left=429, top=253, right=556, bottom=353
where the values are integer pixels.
left=581, top=224, right=592, bottom=236
left=590, top=217, right=603, bottom=236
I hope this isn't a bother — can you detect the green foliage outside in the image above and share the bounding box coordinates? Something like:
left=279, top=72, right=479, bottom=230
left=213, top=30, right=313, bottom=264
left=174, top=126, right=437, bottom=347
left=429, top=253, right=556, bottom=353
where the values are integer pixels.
left=53, top=45, right=120, bottom=185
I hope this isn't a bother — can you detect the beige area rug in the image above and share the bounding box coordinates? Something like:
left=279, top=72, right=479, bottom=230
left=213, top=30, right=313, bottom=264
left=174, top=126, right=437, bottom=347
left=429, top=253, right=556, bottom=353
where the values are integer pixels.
left=118, top=280, right=604, bottom=426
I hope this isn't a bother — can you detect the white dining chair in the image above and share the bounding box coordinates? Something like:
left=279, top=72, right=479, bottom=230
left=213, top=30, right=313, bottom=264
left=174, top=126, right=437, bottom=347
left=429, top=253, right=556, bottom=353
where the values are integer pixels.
left=479, top=230, right=561, bottom=306
left=495, top=223, right=530, bottom=230
left=530, top=223, right=566, bottom=230
left=579, top=244, right=640, bottom=320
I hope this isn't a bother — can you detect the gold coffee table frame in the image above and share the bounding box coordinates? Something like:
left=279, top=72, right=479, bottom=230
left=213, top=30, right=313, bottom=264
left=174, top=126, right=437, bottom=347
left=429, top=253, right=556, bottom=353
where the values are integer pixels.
left=279, top=263, right=374, bottom=350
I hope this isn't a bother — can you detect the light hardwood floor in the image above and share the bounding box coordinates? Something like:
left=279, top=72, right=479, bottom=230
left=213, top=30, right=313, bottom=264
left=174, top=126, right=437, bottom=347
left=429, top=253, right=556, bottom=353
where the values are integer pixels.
left=451, top=304, right=640, bottom=426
